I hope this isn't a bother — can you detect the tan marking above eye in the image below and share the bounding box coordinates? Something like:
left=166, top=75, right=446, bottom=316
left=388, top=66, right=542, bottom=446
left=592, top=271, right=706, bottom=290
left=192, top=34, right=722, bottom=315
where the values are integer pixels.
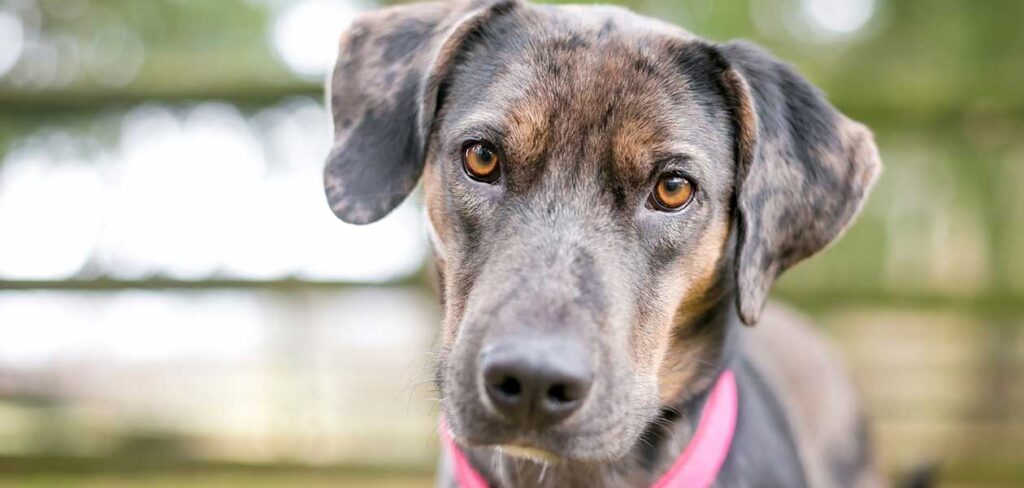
left=652, top=175, right=695, bottom=211
left=463, top=142, right=500, bottom=182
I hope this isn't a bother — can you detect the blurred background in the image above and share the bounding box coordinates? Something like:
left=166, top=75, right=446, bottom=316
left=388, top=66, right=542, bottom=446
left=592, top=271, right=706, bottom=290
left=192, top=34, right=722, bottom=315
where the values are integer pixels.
left=0, top=0, right=1021, bottom=486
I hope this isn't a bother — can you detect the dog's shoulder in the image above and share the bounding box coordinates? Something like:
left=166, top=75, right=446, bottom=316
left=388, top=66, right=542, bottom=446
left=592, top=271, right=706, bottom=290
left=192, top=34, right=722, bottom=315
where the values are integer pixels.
left=742, top=302, right=882, bottom=488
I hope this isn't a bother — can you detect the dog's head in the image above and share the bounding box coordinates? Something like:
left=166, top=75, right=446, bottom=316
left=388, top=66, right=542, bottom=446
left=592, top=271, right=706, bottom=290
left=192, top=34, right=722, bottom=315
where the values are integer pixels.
left=324, top=0, right=879, bottom=463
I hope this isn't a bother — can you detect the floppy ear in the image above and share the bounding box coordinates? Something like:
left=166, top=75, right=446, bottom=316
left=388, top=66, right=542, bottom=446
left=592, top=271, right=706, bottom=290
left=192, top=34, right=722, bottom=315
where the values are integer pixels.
left=715, top=41, right=881, bottom=325
left=324, top=0, right=515, bottom=224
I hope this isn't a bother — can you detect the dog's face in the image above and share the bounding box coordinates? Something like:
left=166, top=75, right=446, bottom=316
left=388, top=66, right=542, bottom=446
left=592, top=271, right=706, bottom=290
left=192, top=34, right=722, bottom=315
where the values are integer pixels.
left=324, top=0, right=880, bottom=463
left=423, top=9, right=737, bottom=460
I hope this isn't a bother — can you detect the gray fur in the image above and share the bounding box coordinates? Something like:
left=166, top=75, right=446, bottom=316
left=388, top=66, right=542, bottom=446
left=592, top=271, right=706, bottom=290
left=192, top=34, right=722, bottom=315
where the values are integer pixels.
left=323, top=1, right=881, bottom=486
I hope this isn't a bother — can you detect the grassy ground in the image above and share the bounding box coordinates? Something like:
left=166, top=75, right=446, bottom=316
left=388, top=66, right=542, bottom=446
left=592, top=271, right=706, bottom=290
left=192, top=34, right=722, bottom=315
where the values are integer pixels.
left=2, top=462, right=1023, bottom=487
left=2, top=454, right=1024, bottom=487
left=3, top=470, right=1024, bottom=488
left=0, top=457, right=435, bottom=488
left=0, top=473, right=433, bottom=488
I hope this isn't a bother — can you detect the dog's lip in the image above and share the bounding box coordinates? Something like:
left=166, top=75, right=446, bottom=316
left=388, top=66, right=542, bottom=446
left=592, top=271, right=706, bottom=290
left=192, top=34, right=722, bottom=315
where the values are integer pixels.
left=497, top=444, right=562, bottom=463
left=453, top=430, right=564, bottom=463
left=456, top=428, right=636, bottom=464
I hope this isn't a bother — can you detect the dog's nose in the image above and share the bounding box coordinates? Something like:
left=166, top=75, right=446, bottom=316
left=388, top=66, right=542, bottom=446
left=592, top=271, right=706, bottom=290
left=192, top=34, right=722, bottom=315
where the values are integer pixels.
left=480, top=337, right=593, bottom=428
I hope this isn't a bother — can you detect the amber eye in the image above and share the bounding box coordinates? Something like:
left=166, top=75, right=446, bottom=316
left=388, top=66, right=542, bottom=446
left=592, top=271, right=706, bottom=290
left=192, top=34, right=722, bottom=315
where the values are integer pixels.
left=651, top=175, right=695, bottom=211
left=463, top=142, right=501, bottom=183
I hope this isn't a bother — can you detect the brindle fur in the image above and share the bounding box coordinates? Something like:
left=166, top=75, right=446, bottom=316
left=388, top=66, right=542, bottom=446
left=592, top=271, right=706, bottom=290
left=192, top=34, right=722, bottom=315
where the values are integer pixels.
left=323, top=1, right=882, bottom=486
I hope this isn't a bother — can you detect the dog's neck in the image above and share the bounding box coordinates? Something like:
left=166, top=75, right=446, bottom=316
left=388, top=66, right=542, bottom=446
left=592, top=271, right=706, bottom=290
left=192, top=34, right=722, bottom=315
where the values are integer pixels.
left=458, top=299, right=743, bottom=488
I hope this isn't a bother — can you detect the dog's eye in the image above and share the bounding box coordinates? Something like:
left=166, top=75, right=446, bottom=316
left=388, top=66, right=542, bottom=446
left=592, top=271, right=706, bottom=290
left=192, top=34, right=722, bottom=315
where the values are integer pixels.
left=463, top=142, right=501, bottom=183
left=650, top=175, right=695, bottom=211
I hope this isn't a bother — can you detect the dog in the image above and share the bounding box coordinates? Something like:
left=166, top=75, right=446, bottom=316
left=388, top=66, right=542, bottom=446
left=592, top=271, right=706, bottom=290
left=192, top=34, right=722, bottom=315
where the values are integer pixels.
left=322, top=0, right=882, bottom=486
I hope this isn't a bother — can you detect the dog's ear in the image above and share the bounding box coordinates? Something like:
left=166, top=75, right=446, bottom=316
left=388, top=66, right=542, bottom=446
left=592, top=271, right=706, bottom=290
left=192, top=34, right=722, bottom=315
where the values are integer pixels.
left=714, top=41, right=881, bottom=325
left=324, top=0, right=516, bottom=224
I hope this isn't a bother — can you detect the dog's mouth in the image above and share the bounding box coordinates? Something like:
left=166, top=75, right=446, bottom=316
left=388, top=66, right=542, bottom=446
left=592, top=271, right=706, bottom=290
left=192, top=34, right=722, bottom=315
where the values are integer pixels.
left=459, top=430, right=598, bottom=464
left=446, top=402, right=652, bottom=464
left=496, top=444, right=562, bottom=463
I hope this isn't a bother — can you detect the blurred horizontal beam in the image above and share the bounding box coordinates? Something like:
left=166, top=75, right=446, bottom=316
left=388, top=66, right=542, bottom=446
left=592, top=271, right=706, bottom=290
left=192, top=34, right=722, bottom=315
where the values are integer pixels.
left=2, top=86, right=1023, bottom=125
left=1, top=278, right=1021, bottom=314
left=0, top=276, right=428, bottom=292
left=0, top=82, right=323, bottom=115
left=775, top=288, right=1024, bottom=317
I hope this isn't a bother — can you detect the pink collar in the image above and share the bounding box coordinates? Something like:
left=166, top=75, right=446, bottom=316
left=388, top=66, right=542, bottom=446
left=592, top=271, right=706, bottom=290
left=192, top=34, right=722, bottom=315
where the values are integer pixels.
left=441, top=369, right=738, bottom=488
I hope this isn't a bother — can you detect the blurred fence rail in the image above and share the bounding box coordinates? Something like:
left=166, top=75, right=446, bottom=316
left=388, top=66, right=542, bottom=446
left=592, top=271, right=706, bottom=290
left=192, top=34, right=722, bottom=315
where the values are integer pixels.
left=2, top=277, right=1024, bottom=318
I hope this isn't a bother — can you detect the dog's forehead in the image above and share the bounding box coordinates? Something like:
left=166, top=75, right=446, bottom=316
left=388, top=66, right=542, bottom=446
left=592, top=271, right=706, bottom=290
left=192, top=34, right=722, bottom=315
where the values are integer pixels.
left=462, top=3, right=702, bottom=108
left=548, top=3, right=698, bottom=40
left=442, top=4, right=724, bottom=189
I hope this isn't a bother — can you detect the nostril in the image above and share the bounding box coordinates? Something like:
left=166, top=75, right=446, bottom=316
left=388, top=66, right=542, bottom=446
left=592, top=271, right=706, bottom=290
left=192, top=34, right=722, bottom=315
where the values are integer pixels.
left=547, top=383, right=572, bottom=404
left=497, top=376, right=522, bottom=398
left=484, top=365, right=525, bottom=409
left=545, top=378, right=589, bottom=409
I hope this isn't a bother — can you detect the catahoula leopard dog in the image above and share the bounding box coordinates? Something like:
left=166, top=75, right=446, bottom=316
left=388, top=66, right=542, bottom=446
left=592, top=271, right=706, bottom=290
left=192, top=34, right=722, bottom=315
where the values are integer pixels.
left=322, top=0, right=883, bottom=486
